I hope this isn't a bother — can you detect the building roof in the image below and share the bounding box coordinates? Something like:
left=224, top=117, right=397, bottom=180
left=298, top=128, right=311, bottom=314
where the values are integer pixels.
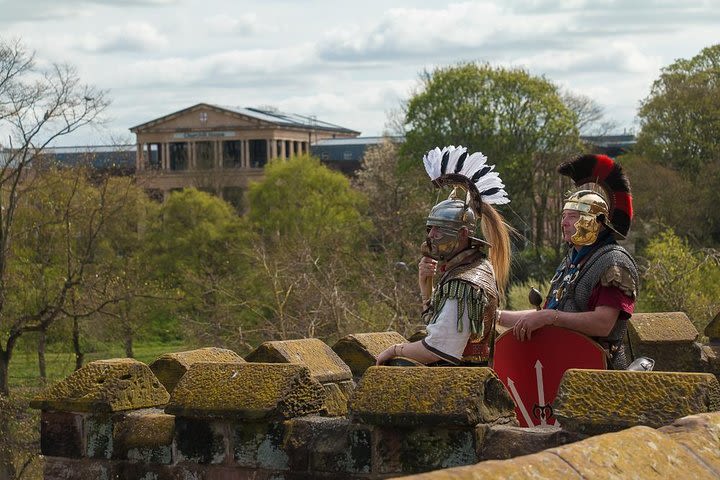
left=130, top=103, right=360, bottom=135
left=312, top=136, right=404, bottom=146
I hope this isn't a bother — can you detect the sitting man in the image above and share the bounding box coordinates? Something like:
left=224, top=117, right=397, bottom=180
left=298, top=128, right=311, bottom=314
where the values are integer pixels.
left=376, top=146, right=511, bottom=366
left=498, top=154, right=638, bottom=369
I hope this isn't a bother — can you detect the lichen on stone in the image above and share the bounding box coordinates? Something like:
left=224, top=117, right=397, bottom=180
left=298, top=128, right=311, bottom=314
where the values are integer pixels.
left=30, top=358, right=169, bottom=413
left=332, top=332, right=407, bottom=377
left=554, top=369, right=720, bottom=434
left=245, top=338, right=351, bottom=383
left=149, top=347, right=244, bottom=394
left=165, top=362, right=325, bottom=420
left=350, top=367, right=516, bottom=427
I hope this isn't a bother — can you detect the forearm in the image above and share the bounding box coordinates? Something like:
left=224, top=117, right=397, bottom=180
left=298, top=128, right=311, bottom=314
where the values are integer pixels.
left=497, top=309, right=536, bottom=328
left=551, top=307, right=618, bottom=337
left=376, top=340, right=442, bottom=365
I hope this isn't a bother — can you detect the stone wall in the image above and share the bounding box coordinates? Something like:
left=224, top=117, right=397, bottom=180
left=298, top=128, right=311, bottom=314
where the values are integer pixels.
left=32, top=315, right=720, bottom=479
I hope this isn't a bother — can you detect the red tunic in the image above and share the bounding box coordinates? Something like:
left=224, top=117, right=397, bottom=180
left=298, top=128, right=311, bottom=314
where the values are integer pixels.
left=588, top=284, right=635, bottom=319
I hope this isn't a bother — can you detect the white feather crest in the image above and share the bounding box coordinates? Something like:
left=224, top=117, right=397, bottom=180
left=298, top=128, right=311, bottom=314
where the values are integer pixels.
left=422, top=145, right=510, bottom=205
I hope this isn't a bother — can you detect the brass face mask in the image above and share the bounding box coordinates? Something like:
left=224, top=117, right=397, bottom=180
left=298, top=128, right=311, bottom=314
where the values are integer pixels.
left=424, top=226, right=461, bottom=261
left=563, top=191, right=609, bottom=246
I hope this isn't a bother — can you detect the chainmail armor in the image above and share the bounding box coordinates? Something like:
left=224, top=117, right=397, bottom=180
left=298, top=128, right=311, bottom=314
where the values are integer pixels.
left=554, top=243, right=638, bottom=369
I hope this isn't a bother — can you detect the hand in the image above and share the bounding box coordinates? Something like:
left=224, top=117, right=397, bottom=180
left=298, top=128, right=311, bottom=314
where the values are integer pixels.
left=418, top=256, right=437, bottom=300
left=512, top=310, right=554, bottom=341
left=376, top=344, right=399, bottom=365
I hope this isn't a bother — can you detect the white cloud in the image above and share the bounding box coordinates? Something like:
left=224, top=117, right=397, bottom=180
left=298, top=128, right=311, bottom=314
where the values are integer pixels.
left=202, top=13, right=262, bottom=36
left=77, top=22, right=169, bottom=53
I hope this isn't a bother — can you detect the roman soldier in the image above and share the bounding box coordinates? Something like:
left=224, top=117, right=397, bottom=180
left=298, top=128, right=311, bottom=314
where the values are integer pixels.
left=499, top=154, right=638, bottom=369
left=376, top=146, right=511, bottom=366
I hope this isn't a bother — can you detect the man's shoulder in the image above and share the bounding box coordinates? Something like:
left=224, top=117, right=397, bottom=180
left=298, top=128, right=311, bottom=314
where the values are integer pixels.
left=442, top=257, right=497, bottom=297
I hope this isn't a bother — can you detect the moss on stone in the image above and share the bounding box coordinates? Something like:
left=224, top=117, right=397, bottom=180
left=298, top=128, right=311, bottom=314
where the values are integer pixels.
left=149, top=347, right=244, bottom=394
left=332, top=332, right=407, bottom=377
left=245, top=338, right=351, bottom=383
left=321, top=383, right=349, bottom=417
left=113, top=409, right=175, bottom=451
left=349, top=367, right=516, bottom=427
left=30, top=358, right=169, bottom=413
left=165, top=362, right=325, bottom=420
left=554, top=369, right=720, bottom=434
left=629, top=312, right=699, bottom=343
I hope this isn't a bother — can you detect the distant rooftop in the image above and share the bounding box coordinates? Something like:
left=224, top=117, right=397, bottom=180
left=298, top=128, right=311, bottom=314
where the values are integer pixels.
left=130, top=103, right=360, bottom=135
left=314, top=136, right=404, bottom=146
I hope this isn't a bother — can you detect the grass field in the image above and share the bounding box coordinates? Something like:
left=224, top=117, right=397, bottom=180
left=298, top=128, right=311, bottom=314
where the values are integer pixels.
left=8, top=341, right=189, bottom=391
left=3, top=341, right=190, bottom=480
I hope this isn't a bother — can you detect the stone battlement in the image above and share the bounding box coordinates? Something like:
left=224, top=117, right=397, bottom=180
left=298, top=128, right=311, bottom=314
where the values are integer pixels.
left=33, top=314, right=720, bottom=479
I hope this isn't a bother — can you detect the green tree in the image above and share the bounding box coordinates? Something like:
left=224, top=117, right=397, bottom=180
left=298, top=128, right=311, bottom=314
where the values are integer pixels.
left=636, top=44, right=720, bottom=176
left=640, top=229, right=720, bottom=332
left=402, top=62, right=581, bottom=247
left=145, top=188, right=254, bottom=350
left=245, top=155, right=379, bottom=341
left=0, top=37, right=108, bottom=399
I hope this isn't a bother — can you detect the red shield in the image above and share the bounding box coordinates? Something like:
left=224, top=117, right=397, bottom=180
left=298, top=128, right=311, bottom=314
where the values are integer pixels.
left=493, top=325, right=606, bottom=427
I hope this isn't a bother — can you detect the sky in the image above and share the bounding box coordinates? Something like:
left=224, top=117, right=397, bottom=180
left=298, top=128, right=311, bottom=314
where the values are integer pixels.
left=1, top=0, right=718, bottom=146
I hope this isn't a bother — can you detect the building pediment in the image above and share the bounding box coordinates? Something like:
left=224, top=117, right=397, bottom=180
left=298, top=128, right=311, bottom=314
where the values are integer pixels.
left=130, top=104, right=273, bottom=133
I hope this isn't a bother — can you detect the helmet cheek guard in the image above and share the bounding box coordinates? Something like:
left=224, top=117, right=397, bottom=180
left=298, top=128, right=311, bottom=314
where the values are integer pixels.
left=564, top=191, right=609, bottom=246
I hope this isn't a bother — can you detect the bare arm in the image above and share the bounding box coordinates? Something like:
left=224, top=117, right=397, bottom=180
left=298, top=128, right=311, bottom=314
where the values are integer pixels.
left=502, top=306, right=619, bottom=341
left=375, top=341, right=442, bottom=365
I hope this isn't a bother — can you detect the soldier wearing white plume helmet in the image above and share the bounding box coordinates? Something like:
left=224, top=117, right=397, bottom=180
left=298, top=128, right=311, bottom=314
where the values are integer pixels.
left=376, top=146, right=512, bottom=366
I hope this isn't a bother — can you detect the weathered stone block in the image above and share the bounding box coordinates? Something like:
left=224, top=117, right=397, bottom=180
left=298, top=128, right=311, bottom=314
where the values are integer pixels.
left=285, top=416, right=372, bottom=475
left=659, top=412, right=720, bottom=475
left=475, top=424, right=586, bottom=461
left=40, top=411, right=84, bottom=458
left=350, top=367, right=516, bottom=427
left=112, top=408, right=174, bottom=463
left=85, top=415, right=113, bottom=459
left=166, top=362, right=325, bottom=420
left=114, top=462, right=175, bottom=480
left=233, top=422, right=289, bottom=470
left=332, top=332, right=407, bottom=377
left=149, top=347, right=244, bottom=394
left=30, top=358, right=169, bottom=413
left=554, top=369, right=720, bottom=435
left=245, top=338, right=352, bottom=383
left=43, top=457, right=115, bottom=480
left=702, top=344, right=720, bottom=380
left=322, top=382, right=349, bottom=416
left=175, top=417, right=227, bottom=464
left=628, top=312, right=702, bottom=371
left=376, top=427, right=477, bottom=474
left=400, top=450, right=581, bottom=479
left=550, top=426, right=716, bottom=479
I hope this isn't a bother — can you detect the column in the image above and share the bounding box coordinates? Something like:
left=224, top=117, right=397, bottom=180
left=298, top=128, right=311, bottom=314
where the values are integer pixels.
left=214, top=141, right=220, bottom=169
left=269, top=139, right=277, bottom=160
left=280, top=140, right=286, bottom=159
left=189, top=142, right=195, bottom=169
left=163, top=143, right=169, bottom=170
left=136, top=143, right=143, bottom=171
left=243, top=140, right=249, bottom=168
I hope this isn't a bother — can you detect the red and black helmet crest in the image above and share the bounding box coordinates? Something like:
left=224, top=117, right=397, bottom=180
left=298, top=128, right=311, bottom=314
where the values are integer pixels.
left=557, top=154, right=633, bottom=239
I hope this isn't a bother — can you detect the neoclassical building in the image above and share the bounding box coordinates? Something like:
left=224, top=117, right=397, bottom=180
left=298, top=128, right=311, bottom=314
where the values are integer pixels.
left=131, top=103, right=359, bottom=206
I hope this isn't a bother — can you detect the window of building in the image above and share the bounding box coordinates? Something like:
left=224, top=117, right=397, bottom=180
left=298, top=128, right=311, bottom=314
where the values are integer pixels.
left=320, top=152, right=330, bottom=160
left=148, top=143, right=162, bottom=170
left=169, top=143, right=188, bottom=170
left=249, top=140, right=267, bottom=168
left=343, top=151, right=353, bottom=160
left=223, top=140, right=242, bottom=168
left=196, top=141, right=214, bottom=170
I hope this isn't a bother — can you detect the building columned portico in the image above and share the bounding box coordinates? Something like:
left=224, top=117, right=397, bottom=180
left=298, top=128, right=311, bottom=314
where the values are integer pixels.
left=131, top=103, right=359, bottom=207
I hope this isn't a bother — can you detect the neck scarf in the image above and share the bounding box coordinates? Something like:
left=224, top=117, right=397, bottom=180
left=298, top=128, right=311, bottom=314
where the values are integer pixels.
left=545, top=230, right=615, bottom=310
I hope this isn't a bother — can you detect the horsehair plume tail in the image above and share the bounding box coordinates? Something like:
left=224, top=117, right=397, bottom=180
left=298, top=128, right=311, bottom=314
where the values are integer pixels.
left=480, top=203, right=512, bottom=301
left=557, top=153, right=633, bottom=238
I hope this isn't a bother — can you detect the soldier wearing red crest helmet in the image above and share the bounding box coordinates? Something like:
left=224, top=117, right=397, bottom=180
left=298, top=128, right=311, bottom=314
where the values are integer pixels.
left=498, top=154, right=638, bottom=369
